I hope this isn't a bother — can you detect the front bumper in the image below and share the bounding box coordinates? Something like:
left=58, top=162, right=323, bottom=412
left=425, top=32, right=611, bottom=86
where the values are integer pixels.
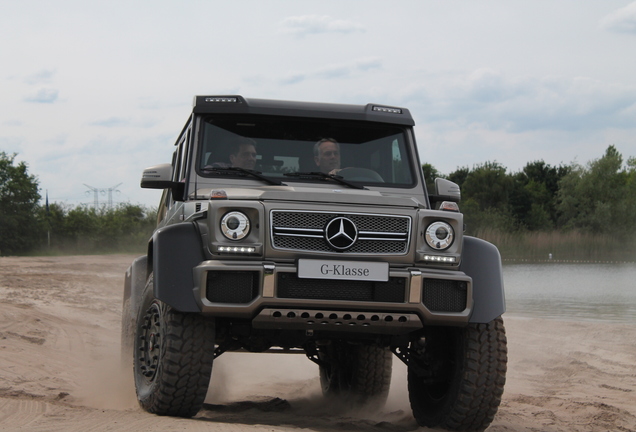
left=192, top=260, right=473, bottom=331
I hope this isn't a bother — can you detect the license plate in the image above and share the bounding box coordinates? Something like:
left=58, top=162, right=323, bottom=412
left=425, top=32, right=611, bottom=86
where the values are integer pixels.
left=298, top=259, right=388, bottom=282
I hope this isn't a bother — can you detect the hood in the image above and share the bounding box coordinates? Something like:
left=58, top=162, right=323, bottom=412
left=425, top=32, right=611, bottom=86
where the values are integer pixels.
left=194, top=186, right=424, bottom=208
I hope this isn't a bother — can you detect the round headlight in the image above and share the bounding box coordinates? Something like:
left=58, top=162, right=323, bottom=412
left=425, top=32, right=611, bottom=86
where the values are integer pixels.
left=220, top=211, right=250, bottom=240
left=425, top=221, right=454, bottom=250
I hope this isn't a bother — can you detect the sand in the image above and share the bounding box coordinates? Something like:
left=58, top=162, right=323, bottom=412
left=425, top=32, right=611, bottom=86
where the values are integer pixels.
left=0, top=254, right=634, bottom=432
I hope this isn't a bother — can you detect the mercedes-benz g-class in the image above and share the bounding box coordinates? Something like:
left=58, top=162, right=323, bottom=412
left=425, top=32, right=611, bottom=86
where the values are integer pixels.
left=121, top=95, right=507, bottom=431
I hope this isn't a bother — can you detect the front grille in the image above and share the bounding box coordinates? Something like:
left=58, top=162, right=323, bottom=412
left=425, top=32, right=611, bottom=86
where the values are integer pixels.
left=206, top=271, right=259, bottom=304
left=277, top=273, right=406, bottom=303
left=271, top=210, right=410, bottom=254
left=422, top=279, right=467, bottom=312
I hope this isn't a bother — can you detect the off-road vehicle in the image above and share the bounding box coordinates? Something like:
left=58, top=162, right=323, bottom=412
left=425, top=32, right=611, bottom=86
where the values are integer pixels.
left=121, top=95, right=507, bottom=431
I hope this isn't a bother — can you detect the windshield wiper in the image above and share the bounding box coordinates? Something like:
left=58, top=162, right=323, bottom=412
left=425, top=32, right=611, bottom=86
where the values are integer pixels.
left=283, top=171, right=366, bottom=190
left=201, top=166, right=286, bottom=186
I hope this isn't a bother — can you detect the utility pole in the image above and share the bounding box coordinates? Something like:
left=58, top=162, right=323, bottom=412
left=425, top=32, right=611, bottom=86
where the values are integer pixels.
left=83, top=183, right=122, bottom=209
left=84, top=184, right=99, bottom=209
left=108, top=183, right=122, bottom=209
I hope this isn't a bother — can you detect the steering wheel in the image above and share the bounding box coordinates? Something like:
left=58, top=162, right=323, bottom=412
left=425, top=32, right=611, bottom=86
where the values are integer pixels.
left=338, top=167, right=384, bottom=182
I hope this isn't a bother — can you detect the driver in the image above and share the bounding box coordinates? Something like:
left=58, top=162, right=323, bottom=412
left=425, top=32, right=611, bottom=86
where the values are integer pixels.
left=228, top=137, right=258, bottom=170
left=313, top=138, right=341, bottom=174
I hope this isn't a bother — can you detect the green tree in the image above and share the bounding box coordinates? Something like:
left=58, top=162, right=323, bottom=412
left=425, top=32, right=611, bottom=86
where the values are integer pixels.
left=447, top=166, right=470, bottom=190
left=446, top=162, right=517, bottom=235
left=38, top=202, right=157, bottom=253
left=421, top=163, right=443, bottom=193
left=509, top=160, right=570, bottom=230
left=461, top=161, right=512, bottom=211
left=0, top=152, right=42, bottom=255
left=557, top=145, right=635, bottom=234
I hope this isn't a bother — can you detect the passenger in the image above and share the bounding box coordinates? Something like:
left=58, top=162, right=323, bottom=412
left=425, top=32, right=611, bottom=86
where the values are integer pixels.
left=314, top=138, right=341, bottom=174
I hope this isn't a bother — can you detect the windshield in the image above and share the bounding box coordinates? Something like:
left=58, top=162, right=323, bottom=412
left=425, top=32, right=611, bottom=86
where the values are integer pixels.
left=197, top=115, right=415, bottom=187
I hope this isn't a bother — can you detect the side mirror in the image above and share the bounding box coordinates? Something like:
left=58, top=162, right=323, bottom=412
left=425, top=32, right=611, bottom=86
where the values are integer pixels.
left=429, top=178, right=461, bottom=204
left=141, top=164, right=173, bottom=189
left=140, top=163, right=185, bottom=201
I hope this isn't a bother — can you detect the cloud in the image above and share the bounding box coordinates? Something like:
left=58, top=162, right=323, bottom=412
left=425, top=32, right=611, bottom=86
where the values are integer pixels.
left=355, top=57, right=382, bottom=71
left=25, top=69, right=56, bottom=85
left=279, top=57, right=382, bottom=85
left=90, top=117, right=131, bottom=127
left=600, top=1, right=636, bottom=33
left=89, top=117, right=158, bottom=128
left=280, top=73, right=306, bottom=85
left=24, top=88, right=59, bottom=103
left=280, top=15, right=365, bottom=37
left=407, top=70, right=636, bottom=133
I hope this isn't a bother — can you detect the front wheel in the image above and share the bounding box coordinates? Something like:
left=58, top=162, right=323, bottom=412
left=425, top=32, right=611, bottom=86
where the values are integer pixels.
left=134, top=274, right=216, bottom=417
left=408, top=317, right=507, bottom=431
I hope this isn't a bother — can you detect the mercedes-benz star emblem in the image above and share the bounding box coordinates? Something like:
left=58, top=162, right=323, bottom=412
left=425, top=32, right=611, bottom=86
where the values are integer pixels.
left=325, top=217, right=358, bottom=250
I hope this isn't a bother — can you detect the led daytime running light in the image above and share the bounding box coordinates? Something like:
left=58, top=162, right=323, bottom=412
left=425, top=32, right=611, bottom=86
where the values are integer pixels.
left=218, top=246, right=255, bottom=253
left=423, top=255, right=457, bottom=263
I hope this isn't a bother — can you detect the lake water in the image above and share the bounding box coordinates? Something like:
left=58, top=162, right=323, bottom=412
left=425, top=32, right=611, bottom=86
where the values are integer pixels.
left=503, top=262, right=636, bottom=323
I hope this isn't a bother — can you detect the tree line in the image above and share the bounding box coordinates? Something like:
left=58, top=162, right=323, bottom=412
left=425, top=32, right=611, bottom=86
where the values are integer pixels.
left=0, top=152, right=156, bottom=255
left=425, top=145, right=636, bottom=238
left=1, top=146, right=634, bottom=257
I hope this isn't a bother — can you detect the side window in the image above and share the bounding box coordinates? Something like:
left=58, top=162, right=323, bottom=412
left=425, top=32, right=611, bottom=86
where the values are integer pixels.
left=172, top=127, right=191, bottom=183
left=170, top=127, right=191, bottom=202
left=181, top=129, right=191, bottom=180
left=392, top=140, right=412, bottom=184
left=157, top=189, right=169, bottom=224
left=171, top=148, right=179, bottom=182
left=176, top=130, right=191, bottom=181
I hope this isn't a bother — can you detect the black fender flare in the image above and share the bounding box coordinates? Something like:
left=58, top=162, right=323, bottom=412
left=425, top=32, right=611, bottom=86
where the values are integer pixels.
left=459, top=236, right=506, bottom=323
left=151, top=222, right=205, bottom=312
left=124, top=255, right=149, bottom=317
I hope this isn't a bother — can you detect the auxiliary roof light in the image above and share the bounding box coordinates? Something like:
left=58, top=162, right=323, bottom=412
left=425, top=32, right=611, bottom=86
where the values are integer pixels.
left=372, top=106, right=402, bottom=114
left=205, top=97, right=238, bottom=103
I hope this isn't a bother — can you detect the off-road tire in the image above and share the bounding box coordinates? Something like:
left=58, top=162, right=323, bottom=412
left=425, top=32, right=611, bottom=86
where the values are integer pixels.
left=133, top=274, right=215, bottom=417
left=408, top=317, right=507, bottom=432
left=319, top=342, right=392, bottom=405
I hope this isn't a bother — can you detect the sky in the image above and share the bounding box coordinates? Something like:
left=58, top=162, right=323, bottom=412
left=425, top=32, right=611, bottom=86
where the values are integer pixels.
left=2, top=0, right=635, bottom=208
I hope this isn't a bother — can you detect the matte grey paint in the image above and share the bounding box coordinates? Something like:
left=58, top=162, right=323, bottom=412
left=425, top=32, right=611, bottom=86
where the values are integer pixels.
left=152, top=223, right=204, bottom=312
left=460, top=236, right=506, bottom=323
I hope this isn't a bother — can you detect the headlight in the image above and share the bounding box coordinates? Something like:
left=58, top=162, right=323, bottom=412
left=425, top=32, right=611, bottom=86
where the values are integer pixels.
left=425, top=221, right=454, bottom=250
left=220, top=211, right=250, bottom=240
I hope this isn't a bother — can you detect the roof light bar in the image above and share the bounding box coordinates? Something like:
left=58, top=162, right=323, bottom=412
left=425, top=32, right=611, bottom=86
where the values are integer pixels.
left=205, top=97, right=238, bottom=103
left=372, top=106, right=402, bottom=114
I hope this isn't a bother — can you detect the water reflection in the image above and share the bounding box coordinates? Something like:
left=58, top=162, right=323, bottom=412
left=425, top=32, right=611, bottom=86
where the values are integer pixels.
left=503, top=263, right=636, bottom=323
